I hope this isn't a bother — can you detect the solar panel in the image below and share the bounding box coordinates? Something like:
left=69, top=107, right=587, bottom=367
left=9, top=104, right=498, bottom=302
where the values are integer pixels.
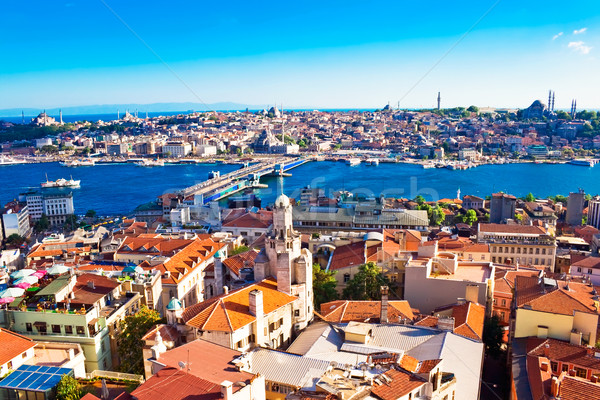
left=0, top=365, right=74, bottom=392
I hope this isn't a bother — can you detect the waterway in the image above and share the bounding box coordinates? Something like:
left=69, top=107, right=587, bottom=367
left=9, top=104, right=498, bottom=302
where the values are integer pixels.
left=1, top=161, right=600, bottom=216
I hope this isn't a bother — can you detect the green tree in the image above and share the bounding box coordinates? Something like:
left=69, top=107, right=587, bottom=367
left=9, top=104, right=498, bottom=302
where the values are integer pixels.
left=483, top=315, right=504, bottom=358
left=118, top=306, right=162, bottom=375
left=556, top=110, right=572, bottom=120
left=34, top=214, right=50, bottom=232
left=430, top=205, right=445, bottom=226
left=414, top=195, right=426, bottom=205
left=236, top=148, right=243, bottom=156
left=332, top=144, right=342, bottom=150
left=39, top=145, right=58, bottom=154
left=462, top=209, right=478, bottom=226
left=525, top=192, right=535, bottom=202
left=342, top=262, right=390, bottom=300
left=6, top=234, right=24, bottom=245
left=467, top=105, right=479, bottom=113
left=55, top=374, right=86, bottom=400
left=85, top=209, right=97, bottom=218
left=230, top=245, right=250, bottom=256
left=313, top=264, right=337, bottom=309
left=63, top=214, right=78, bottom=232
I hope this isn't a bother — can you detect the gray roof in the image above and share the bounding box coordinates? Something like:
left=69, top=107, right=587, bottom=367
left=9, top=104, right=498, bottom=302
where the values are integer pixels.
left=248, top=348, right=330, bottom=389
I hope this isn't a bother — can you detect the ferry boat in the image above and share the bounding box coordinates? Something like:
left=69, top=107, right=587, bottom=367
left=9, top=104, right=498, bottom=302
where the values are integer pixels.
left=346, top=158, right=361, bottom=166
left=568, top=159, right=597, bottom=167
left=0, top=155, right=26, bottom=165
left=41, top=175, right=80, bottom=188
left=135, top=159, right=165, bottom=167
left=61, top=159, right=95, bottom=167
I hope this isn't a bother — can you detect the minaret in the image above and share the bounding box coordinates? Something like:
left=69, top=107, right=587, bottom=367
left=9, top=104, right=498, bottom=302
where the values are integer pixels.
left=21, top=110, right=24, bottom=124
left=573, top=100, right=577, bottom=119
left=117, top=110, right=120, bottom=120
left=59, top=109, right=63, bottom=125
left=437, top=92, right=441, bottom=110
left=551, top=92, right=555, bottom=111
left=548, top=90, right=552, bottom=111
left=570, top=100, right=574, bottom=117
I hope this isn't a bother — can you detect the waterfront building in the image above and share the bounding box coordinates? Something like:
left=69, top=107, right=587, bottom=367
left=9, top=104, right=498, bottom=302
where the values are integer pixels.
left=588, top=195, right=600, bottom=230
left=34, top=138, right=53, bottom=148
left=527, top=144, right=549, bottom=157
left=21, top=190, right=74, bottom=227
left=293, top=203, right=429, bottom=232
left=458, top=147, right=479, bottom=161
left=566, top=189, right=585, bottom=226
left=477, top=223, right=557, bottom=270
left=162, top=141, right=192, bottom=157
left=489, top=192, right=516, bottom=223
left=106, top=143, right=129, bottom=156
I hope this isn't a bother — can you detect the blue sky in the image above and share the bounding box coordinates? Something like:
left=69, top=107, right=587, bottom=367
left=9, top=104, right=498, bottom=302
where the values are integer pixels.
left=1, top=0, right=599, bottom=110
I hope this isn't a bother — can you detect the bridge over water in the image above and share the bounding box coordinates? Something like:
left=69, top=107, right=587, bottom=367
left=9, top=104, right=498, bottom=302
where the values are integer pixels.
left=177, top=157, right=309, bottom=204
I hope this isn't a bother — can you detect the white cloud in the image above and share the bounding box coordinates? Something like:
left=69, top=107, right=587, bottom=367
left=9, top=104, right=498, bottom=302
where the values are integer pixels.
left=568, top=41, right=592, bottom=54
left=573, top=27, right=588, bottom=35
left=552, top=32, right=563, bottom=40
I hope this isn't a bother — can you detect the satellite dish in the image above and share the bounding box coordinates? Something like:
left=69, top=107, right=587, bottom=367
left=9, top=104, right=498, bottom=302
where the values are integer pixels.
left=178, top=361, right=186, bottom=369
left=329, top=361, right=338, bottom=368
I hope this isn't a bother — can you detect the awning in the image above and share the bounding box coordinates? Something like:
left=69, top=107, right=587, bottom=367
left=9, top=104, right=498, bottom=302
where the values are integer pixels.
left=33, top=321, right=46, bottom=327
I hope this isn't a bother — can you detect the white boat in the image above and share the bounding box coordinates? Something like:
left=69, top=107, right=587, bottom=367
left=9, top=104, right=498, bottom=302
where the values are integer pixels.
left=569, top=159, right=596, bottom=167
left=366, top=158, right=379, bottom=166
left=422, top=162, right=435, bottom=169
left=41, top=175, right=80, bottom=188
left=0, top=155, right=26, bottom=165
left=136, top=159, right=165, bottom=167
left=61, top=159, right=95, bottom=167
left=346, top=158, right=361, bottom=166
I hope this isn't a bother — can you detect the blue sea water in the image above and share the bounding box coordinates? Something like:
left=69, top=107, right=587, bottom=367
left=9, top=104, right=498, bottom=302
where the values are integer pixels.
left=1, top=161, right=600, bottom=216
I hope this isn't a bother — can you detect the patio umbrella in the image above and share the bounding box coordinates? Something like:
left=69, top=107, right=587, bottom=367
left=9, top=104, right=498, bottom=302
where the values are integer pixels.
left=47, top=264, right=70, bottom=275
left=10, top=269, right=35, bottom=279
left=15, top=275, right=39, bottom=285
left=0, top=287, right=25, bottom=298
left=122, top=265, right=136, bottom=274
left=134, top=266, right=145, bottom=274
left=32, top=270, right=47, bottom=278
left=14, top=282, right=31, bottom=289
left=0, top=297, right=14, bottom=304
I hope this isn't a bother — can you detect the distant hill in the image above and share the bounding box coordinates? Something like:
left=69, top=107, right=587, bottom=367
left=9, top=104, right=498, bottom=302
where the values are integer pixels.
left=0, top=102, right=273, bottom=117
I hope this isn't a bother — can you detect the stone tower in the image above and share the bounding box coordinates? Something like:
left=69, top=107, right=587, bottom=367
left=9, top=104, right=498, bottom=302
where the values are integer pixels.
left=254, top=194, right=314, bottom=329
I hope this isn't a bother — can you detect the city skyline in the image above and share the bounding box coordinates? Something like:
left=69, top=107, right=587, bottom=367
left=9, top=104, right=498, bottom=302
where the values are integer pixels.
left=2, top=0, right=600, bottom=110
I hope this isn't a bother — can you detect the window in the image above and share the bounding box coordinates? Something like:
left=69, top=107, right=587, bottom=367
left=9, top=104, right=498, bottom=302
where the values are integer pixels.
left=76, top=326, right=85, bottom=335
left=575, top=367, right=587, bottom=378
left=578, top=267, right=582, bottom=273
left=343, top=274, right=351, bottom=283
left=562, top=364, right=570, bottom=372
left=536, top=248, right=540, bottom=255
left=26, top=323, right=32, bottom=332
left=37, top=324, right=47, bottom=334
left=542, top=248, right=546, bottom=255
left=294, top=309, right=300, bottom=317
left=501, top=299, right=506, bottom=306
left=551, top=362, right=558, bottom=373
left=65, top=325, right=73, bottom=334
left=589, top=269, right=593, bottom=275
left=52, top=325, right=61, bottom=334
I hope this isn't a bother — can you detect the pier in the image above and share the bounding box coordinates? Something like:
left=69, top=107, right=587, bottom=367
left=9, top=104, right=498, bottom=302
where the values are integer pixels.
left=177, top=157, right=309, bottom=204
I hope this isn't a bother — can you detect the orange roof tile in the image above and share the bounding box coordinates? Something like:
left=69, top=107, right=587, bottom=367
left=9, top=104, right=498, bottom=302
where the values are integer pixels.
left=0, top=328, right=36, bottom=366
left=183, top=278, right=297, bottom=332
left=319, top=300, right=414, bottom=323
left=370, top=368, right=425, bottom=400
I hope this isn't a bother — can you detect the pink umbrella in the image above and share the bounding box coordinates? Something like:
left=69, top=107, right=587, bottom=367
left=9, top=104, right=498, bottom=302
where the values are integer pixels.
left=0, top=297, right=14, bottom=304
left=33, top=270, right=47, bottom=278
left=14, top=282, right=31, bottom=289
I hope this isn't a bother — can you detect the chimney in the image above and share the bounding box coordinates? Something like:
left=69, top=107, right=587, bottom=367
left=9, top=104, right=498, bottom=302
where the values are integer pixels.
left=569, top=369, right=576, bottom=377
left=249, top=289, right=263, bottom=317
left=465, top=285, right=478, bottom=304
left=221, top=380, right=233, bottom=400
left=543, top=343, right=550, bottom=358
left=223, top=286, right=229, bottom=295
left=550, top=377, right=560, bottom=397
left=380, top=286, right=389, bottom=324
left=87, top=281, right=95, bottom=289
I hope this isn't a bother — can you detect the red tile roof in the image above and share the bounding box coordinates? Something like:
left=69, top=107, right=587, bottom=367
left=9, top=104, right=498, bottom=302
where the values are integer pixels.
left=130, top=367, right=221, bottom=400
left=479, top=223, right=546, bottom=235
left=370, top=368, right=425, bottom=400
left=222, top=210, right=273, bottom=229
left=0, top=328, right=36, bottom=366
left=328, top=241, right=365, bottom=271
left=157, top=339, right=254, bottom=387
left=183, top=278, right=297, bottom=332
left=70, top=274, right=120, bottom=306
left=222, top=249, right=260, bottom=276
left=319, top=300, right=415, bottom=323
left=156, top=238, right=226, bottom=285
